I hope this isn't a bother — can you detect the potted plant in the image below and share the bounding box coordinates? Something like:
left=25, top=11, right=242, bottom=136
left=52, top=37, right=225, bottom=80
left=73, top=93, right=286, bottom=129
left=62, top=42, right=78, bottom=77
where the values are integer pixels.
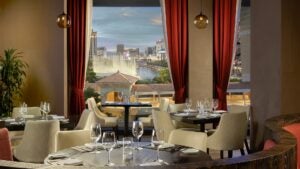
left=0, top=49, right=28, bottom=117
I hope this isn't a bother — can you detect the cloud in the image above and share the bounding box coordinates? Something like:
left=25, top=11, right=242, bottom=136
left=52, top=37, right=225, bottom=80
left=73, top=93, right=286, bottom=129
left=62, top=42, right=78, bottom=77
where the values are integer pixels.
left=150, top=15, right=162, bottom=25
left=120, top=7, right=134, bottom=17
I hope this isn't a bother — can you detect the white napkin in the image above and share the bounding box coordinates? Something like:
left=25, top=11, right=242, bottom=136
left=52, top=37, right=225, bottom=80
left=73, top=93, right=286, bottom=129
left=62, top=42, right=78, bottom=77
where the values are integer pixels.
left=140, top=161, right=161, bottom=166
left=72, top=145, right=94, bottom=152
left=48, top=153, right=69, bottom=160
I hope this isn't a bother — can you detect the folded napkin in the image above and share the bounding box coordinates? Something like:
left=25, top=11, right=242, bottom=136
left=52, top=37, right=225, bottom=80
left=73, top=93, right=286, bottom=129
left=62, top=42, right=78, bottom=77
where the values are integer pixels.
left=48, top=153, right=69, bottom=160
left=72, top=145, right=95, bottom=152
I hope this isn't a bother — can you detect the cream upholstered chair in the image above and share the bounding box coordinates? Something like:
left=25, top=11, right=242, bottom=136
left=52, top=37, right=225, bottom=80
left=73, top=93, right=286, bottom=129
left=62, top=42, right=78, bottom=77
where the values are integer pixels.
left=56, top=130, right=91, bottom=151
left=168, top=129, right=207, bottom=151
left=227, top=105, right=251, bottom=153
left=55, top=109, right=94, bottom=151
left=74, top=109, right=94, bottom=130
left=137, top=98, right=170, bottom=130
left=136, top=107, right=157, bottom=127
left=169, top=103, right=199, bottom=129
left=87, top=98, right=118, bottom=133
left=14, top=120, right=59, bottom=163
left=159, top=98, right=170, bottom=112
left=12, top=107, right=41, bottom=118
left=152, top=110, right=207, bottom=148
left=207, top=112, right=247, bottom=159
left=152, top=110, right=176, bottom=142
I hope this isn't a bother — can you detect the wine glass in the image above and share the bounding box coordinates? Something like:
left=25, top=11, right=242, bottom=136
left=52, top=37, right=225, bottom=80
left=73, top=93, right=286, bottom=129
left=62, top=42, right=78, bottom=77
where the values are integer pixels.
left=212, top=99, right=219, bottom=112
left=44, top=102, right=51, bottom=120
left=90, top=123, right=102, bottom=153
left=196, top=100, right=204, bottom=115
left=151, top=129, right=165, bottom=163
left=185, top=98, right=192, bottom=113
left=132, top=121, right=144, bottom=150
left=102, top=131, right=116, bottom=166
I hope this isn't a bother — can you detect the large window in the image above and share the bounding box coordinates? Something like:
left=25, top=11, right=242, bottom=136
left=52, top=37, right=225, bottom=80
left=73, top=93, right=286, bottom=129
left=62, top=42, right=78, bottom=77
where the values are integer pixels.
left=85, top=3, right=174, bottom=103
left=227, top=0, right=250, bottom=105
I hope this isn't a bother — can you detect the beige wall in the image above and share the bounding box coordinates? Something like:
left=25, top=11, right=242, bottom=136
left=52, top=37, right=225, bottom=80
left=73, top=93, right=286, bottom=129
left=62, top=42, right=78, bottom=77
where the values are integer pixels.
left=0, top=0, right=66, bottom=115
left=188, top=0, right=213, bottom=102
left=251, top=0, right=282, bottom=149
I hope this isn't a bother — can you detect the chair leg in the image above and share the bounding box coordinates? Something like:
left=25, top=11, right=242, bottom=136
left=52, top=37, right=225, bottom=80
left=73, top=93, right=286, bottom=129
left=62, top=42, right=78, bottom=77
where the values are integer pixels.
left=240, top=148, right=245, bottom=155
left=228, top=150, right=233, bottom=158
left=244, top=139, right=250, bottom=153
left=220, top=150, right=224, bottom=159
left=207, top=148, right=209, bottom=154
left=113, top=126, right=118, bottom=139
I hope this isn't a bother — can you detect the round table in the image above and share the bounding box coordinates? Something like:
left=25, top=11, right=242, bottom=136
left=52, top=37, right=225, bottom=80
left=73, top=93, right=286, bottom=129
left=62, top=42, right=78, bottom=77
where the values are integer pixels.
left=45, top=142, right=211, bottom=167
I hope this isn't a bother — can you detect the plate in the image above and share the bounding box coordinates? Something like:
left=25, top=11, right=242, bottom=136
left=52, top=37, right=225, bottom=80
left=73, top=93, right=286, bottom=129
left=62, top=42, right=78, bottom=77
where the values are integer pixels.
left=181, top=148, right=199, bottom=154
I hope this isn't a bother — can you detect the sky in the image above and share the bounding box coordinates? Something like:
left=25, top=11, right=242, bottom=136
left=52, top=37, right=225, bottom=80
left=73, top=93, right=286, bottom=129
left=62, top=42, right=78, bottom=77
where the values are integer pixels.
left=92, top=7, right=164, bottom=52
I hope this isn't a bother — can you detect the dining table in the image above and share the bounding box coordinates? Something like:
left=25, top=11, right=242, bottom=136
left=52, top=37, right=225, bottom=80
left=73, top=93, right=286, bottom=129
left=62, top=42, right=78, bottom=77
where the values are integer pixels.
left=44, top=142, right=212, bottom=167
left=101, top=102, right=152, bottom=136
left=1, top=115, right=74, bottom=131
left=170, top=111, right=224, bottom=132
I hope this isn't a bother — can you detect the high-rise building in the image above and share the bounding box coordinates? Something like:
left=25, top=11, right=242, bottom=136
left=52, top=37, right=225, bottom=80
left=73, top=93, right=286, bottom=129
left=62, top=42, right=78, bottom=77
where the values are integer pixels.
left=156, top=39, right=166, bottom=60
left=90, top=30, right=97, bottom=56
left=145, top=46, right=156, bottom=56
left=116, top=44, right=124, bottom=55
left=97, top=47, right=107, bottom=58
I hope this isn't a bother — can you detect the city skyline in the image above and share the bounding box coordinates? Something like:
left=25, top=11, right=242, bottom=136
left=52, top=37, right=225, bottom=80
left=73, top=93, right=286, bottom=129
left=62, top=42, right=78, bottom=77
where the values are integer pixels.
left=92, top=7, right=164, bottom=52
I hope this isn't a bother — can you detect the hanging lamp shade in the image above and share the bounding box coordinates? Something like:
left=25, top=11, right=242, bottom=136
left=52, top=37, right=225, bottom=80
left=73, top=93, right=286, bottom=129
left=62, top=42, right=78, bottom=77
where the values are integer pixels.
left=194, top=0, right=209, bottom=29
left=194, top=12, right=209, bottom=29
left=56, top=12, right=71, bottom=28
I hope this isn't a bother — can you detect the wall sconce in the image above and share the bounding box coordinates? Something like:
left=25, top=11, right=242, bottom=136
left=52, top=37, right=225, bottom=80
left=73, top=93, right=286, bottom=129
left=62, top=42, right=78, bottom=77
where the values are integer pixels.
left=56, top=12, right=71, bottom=28
left=193, top=0, right=209, bottom=29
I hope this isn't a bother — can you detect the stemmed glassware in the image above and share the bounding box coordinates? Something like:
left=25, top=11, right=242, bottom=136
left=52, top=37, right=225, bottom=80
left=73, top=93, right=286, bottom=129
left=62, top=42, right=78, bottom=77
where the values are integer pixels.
left=102, top=131, right=116, bottom=166
left=90, top=123, right=102, bottom=153
left=132, top=121, right=144, bottom=150
left=212, top=99, right=219, bottom=112
left=196, top=100, right=204, bottom=115
left=40, top=101, right=50, bottom=120
left=185, top=98, right=192, bottom=113
left=151, top=129, right=165, bottom=163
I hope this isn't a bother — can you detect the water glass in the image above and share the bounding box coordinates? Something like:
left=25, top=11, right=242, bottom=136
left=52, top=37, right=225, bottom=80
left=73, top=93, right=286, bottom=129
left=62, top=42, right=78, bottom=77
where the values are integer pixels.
left=90, top=123, right=102, bottom=153
left=102, top=131, right=116, bottom=166
left=212, top=99, right=219, bottom=111
left=132, top=121, right=144, bottom=150
left=122, top=137, right=133, bottom=161
left=151, top=129, right=165, bottom=163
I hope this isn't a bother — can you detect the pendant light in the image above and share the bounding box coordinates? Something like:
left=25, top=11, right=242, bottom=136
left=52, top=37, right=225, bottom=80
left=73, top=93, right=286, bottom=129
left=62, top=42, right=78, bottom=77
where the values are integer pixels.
left=194, top=0, right=209, bottom=29
left=56, top=12, right=71, bottom=28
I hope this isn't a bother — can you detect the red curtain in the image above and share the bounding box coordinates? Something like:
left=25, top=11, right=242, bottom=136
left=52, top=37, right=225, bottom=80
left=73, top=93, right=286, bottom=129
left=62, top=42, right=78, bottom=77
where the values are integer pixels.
left=164, top=0, right=188, bottom=103
left=213, top=0, right=237, bottom=110
left=67, top=0, right=87, bottom=123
